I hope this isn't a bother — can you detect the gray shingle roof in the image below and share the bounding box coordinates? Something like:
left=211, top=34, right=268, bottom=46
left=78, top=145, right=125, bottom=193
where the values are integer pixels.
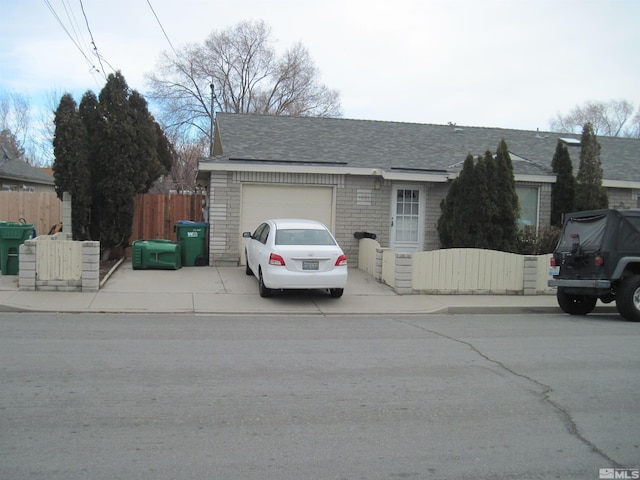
left=0, top=144, right=54, bottom=185
left=208, top=113, right=640, bottom=182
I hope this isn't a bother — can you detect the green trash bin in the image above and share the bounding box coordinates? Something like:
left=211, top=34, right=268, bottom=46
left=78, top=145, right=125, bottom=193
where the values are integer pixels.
left=0, top=222, right=35, bottom=275
left=132, top=239, right=182, bottom=270
left=174, top=221, right=209, bottom=266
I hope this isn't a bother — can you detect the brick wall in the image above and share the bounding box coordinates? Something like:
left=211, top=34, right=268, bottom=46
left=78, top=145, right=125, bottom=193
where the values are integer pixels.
left=204, top=171, right=557, bottom=265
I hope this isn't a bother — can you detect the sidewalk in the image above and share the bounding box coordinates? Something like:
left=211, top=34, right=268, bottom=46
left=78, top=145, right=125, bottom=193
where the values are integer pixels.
left=0, top=259, right=595, bottom=315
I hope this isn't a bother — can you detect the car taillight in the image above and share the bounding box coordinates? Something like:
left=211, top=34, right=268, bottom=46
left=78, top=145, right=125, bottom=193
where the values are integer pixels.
left=550, top=257, right=557, bottom=267
left=269, top=253, right=286, bottom=266
left=595, top=255, right=604, bottom=267
left=335, top=254, right=347, bottom=266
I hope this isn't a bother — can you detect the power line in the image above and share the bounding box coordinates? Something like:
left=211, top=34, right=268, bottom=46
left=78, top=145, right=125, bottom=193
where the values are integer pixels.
left=42, top=0, right=102, bottom=84
left=147, top=0, right=177, bottom=55
left=79, top=0, right=107, bottom=80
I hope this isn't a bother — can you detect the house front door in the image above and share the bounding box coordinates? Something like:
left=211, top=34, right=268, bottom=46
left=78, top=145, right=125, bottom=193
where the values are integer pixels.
left=390, top=185, right=425, bottom=252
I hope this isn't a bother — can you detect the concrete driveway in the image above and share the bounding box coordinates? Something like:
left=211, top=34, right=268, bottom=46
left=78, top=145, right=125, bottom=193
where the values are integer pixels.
left=0, top=260, right=568, bottom=315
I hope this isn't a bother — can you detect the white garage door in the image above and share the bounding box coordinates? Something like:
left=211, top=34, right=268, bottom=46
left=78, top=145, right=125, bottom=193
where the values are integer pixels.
left=240, top=184, right=335, bottom=264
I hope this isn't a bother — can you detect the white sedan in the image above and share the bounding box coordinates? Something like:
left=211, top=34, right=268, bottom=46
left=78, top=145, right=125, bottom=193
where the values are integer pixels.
left=243, top=219, right=348, bottom=298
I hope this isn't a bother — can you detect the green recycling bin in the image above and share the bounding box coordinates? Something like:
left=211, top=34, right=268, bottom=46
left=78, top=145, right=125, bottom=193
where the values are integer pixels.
left=0, top=222, right=34, bottom=275
left=132, top=239, right=182, bottom=270
left=174, top=221, right=209, bottom=266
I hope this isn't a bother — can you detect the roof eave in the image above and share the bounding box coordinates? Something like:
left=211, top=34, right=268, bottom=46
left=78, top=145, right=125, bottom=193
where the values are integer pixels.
left=603, top=179, right=640, bottom=189
left=0, top=173, right=54, bottom=185
left=198, top=161, right=450, bottom=182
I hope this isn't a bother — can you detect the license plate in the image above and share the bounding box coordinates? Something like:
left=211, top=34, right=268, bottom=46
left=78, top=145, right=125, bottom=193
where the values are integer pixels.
left=302, top=261, right=319, bottom=270
left=549, top=266, right=560, bottom=276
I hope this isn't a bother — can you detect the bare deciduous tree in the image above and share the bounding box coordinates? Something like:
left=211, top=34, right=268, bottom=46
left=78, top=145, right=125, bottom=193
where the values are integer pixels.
left=549, top=99, right=638, bottom=137
left=0, top=89, right=30, bottom=158
left=0, top=88, right=59, bottom=166
left=151, top=133, right=206, bottom=194
left=145, top=20, right=342, bottom=141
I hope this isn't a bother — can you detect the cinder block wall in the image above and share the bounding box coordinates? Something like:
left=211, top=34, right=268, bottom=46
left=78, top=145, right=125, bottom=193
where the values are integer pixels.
left=205, top=171, right=552, bottom=265
left=19, top=236, right=100, bottom=292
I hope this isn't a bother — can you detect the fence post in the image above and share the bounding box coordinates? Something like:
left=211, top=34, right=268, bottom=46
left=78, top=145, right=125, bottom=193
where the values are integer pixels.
left=395, top=252, right=413, bottom=295
left=82, top=241, right=100, bottom=292
left=523, top=256, right=537, bottom=295
left=18, top=240, right=37, bottom=291
left=62, top=192, right=72, bottom=234
left=375, top=248, right=383, bottom=281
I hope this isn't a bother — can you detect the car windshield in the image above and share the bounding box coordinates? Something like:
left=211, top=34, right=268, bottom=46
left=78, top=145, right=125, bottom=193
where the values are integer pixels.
left=275, top=228, right=336, bottom=246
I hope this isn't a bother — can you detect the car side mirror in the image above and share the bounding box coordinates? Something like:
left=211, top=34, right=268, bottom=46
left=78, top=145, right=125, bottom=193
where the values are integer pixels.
left=242, top=232, right=252, bottom=238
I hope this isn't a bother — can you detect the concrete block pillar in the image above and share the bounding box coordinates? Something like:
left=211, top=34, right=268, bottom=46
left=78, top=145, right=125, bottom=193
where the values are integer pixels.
left=375, top=248, right=383, bottom=281
left=62, top=192, right=72, bottom=234
left=394, top=252, right=413, bottom=295
left=81, top=241, right=100, bottom=292
left=523, top=256, right=537, bottom=296
left=18, top=240, right=37, bottom=291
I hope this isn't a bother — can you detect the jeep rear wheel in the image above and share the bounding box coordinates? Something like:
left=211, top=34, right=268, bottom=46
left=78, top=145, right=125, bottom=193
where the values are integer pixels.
left=557, top=287, right=597, bottom=315
left=616, top=275, right=640, bottom=322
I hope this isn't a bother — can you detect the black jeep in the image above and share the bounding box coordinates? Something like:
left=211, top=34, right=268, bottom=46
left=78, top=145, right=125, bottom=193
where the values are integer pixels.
left=549, top=209, right=640, bottom=322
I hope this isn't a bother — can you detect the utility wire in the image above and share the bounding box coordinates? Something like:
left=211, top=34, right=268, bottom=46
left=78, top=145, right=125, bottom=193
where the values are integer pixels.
left=42, top=0, right=102, bottom=83
left=79, top=0, right=107, bottom=80
left=147, top=0, right=177, bottom=55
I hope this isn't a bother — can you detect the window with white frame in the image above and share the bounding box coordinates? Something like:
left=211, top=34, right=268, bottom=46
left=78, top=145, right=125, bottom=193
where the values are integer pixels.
left=516, top=186, right=539, bottom=228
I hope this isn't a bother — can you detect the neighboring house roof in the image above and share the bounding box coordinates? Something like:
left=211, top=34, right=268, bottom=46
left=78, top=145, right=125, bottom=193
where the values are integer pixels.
left=0, top=144, right=54, bottom=186
left=200, top=113, right=640, bottom=187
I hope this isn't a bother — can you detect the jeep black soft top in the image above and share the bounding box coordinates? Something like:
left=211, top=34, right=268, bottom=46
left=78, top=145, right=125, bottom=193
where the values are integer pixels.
left=549, top=209, right=640, bottom=321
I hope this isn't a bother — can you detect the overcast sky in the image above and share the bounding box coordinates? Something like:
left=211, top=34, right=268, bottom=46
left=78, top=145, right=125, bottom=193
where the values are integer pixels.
left=1, top=0, right=639, bottom=132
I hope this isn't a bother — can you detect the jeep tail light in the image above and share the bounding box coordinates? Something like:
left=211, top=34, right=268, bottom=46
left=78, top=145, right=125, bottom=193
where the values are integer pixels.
left=269, top=253, right=286, bottom=266
left=335, top=254, right=347, bottom=267
left=595, top=255, right=604, bottom=267
left=550, top=257, right=557, bottom=267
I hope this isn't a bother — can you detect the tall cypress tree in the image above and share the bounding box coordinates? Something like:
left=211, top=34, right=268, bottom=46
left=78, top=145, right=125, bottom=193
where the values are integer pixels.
left=52, top=94, right=91, bottom=240
left=481, top=150, right=501, bottom=249
left=575, top=123, right=608, bottom=211
left=90, top=72, right=138, bottom=250
left=438, top=154, right=476, bottom=248
left=494, top=139, right=519, bottom=251
left=454, top=155, right=478, bottom=247
left=439, top=141, right=520, bottom=251
left=473, top=153, right=492, bottom=249
left=53, top=71, right=172, bottom=254
left=550, top=140, right=575, bottom=226
left=128, top=91, right=173, bottom=193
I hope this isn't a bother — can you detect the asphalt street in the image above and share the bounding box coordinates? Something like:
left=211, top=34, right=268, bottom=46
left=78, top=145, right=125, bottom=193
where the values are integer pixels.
left=1, top=312, right=638, bottom=480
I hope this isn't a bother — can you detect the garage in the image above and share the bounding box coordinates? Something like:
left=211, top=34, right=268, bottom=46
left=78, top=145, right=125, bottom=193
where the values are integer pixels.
left=240, top=184, right=335, bottom=264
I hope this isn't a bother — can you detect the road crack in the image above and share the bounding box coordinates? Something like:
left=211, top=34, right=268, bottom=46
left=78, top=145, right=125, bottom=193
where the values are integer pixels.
left=393, top=318, right=624, bottom=468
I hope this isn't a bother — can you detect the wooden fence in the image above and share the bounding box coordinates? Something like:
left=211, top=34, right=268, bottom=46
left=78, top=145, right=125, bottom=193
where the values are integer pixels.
left=412, top=248, right=525, bottom=294
left=1, top=191, right=206, bottom=246
left=357, top=238, right=554, bottom=295
left=0, top=191, right=61, bottom=236
left=130, top=193, right=206, bottom=243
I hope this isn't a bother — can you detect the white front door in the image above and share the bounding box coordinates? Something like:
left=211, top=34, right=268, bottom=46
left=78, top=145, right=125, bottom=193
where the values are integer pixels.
left=390, top=185, right=425, bottom=252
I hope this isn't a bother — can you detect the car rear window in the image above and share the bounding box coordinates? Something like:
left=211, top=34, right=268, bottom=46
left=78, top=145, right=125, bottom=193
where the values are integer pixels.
left=275, top=228, right=337, bottom=246
left=557, top=214, right=607, bottom=252
left=625, top=216, right=640, bottom=232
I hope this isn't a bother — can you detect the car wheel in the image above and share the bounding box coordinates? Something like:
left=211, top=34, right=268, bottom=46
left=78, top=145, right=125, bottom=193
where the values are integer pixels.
left=245, top=251, right=253, bottom=276
left=616, top=275, right=640, bottom=322
left=557, top=287, right=597, bottom=315
left=258, top=269, right=272, bottom=298
left=329, top=288, right=344, bottom=298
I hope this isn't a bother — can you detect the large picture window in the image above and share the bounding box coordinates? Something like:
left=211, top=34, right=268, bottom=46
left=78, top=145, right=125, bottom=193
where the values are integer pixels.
left=516, top=186, right=539, bottom=228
